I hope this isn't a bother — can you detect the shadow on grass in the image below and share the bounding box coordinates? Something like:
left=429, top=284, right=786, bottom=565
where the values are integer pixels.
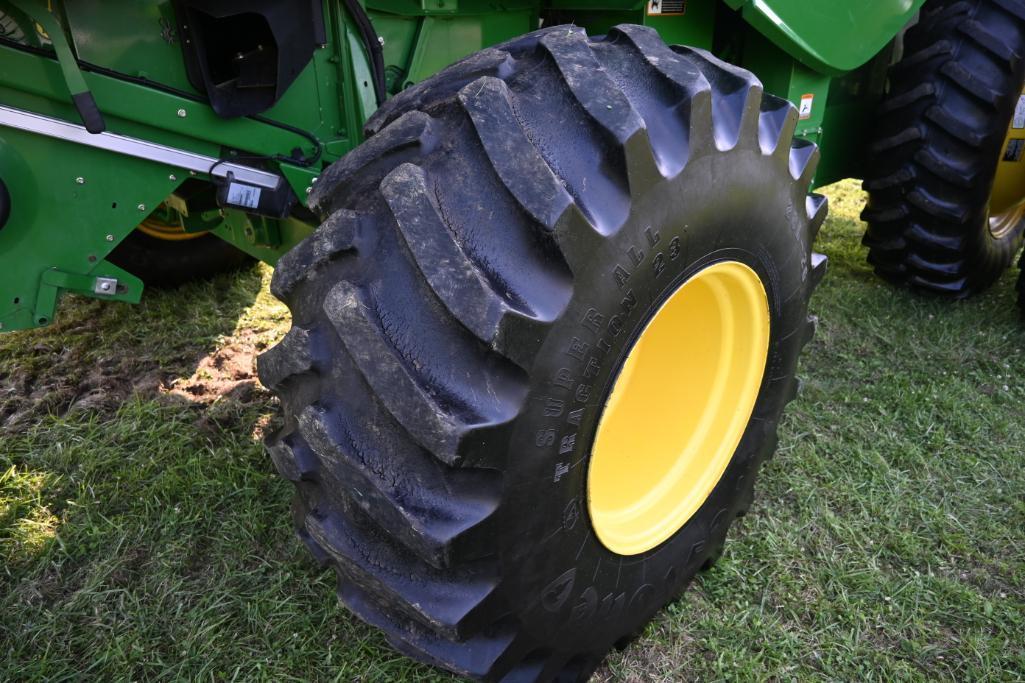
left=1, top=263, right=270, bottom=571
left=0, top=264, right=449, bottom=680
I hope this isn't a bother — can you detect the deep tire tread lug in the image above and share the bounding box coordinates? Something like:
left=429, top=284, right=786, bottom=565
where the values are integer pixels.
left=270, top=209, right=360, bottom=302
left=297, top=403, right=500, bottom=568
left=788, top=139, right=820, bottom=184
left=382, top=162, right=513, bottom=344
left=305, top=508, right=499, bottom=638
left=536, top=26, right=639, bottom=232
left=322, top=280, right=521, bottom=466
left=807, top=193, right=829, bottom=239
left=757, top=96, right=799, bottom=159
left=458, top=76, right=576, bottom=230
left=810, top=252, right=828, bottom=290
left=257, top=325, right=318, bottom=393
left=310, top=112, right=438, bottom=216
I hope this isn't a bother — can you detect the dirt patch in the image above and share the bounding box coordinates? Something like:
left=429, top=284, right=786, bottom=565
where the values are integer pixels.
left=0, top=338, right=154, bottom=431
left=164, top=329, right=268, bottom=405
left=1, top=320, right=274, bottom=434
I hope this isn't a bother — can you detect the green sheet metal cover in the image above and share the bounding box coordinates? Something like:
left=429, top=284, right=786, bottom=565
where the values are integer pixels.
left=726, top=0, right=926, bottom=72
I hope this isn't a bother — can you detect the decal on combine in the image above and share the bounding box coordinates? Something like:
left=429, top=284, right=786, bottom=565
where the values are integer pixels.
left=227, top=183, right=262, bottom=209
left=799, top=93, right=814, bottom=120
left=647, top=0, right=685, bottom=16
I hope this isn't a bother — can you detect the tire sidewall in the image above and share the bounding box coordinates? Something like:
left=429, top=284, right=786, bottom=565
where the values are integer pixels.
left=496, top=145, right=812, bottom=651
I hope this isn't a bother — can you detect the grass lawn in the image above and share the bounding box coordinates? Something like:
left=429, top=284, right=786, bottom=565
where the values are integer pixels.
left=1, top=179, right=1023, bottom=682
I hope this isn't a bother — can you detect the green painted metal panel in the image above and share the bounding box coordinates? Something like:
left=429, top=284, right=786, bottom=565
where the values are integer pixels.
left=0, top=49, right=302, bottom=161
left=722, top=0, right=925, bottom=72
left=543, top=0, right=715, bottom=49
left=0, top=129, right=173, bottom=331
left=60, top=0, right=362, bottom=153
left=0, top=0, right=376, bottom=330
left=63, top=1, right=195, bottom=96
left=0, top=0, right=923, bottom=332
left=368, top=2, right=538, bottom=90
left=739, top=29, right=832, bottom=146
left=212, top=212, right=317, bottom=266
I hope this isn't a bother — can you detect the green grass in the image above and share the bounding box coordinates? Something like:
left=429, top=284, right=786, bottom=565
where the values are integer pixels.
left=2, top=180, right=1024, bottom=681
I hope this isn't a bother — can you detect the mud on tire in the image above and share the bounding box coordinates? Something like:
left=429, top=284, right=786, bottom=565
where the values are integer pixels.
left=259, top=24, right=827, bottom=681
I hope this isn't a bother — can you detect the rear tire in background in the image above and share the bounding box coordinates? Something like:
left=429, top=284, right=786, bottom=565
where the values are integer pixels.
left=258, top=25, right=827, bottom=681
left=862, top=0, right=1025, bottom=298
left=107, top=225, right=255, bottom=288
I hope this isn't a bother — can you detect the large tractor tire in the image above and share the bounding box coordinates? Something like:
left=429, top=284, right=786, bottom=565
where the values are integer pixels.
left=861, top=0, right=1025, bottom=298
left=259, top=25, right=826, bottom=681
left=107, top=221, right=254, bottom=288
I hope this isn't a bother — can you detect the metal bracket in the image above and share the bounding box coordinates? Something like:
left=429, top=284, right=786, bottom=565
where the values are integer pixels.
left=32, top=265, right=142, bottom=328
left=244, top=216, right=283, bottom=248
left=93, top=277, right=119, bottom=296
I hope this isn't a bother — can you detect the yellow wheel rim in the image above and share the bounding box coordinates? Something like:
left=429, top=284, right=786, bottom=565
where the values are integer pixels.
left=587, top=261, right=771, bottom=556
left=990, top=86, right=1025, bottom=237
left=990, top=203, right=1025, bottom=240
left=136, top=216, right=207, bottom=242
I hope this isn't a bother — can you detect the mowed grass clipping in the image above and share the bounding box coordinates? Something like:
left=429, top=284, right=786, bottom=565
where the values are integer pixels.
left=1, top=180, right=1023, bottom=682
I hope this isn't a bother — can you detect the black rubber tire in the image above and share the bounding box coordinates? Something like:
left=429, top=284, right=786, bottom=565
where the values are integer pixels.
left=259, top=24, right=827, bottom=682
left=861, top=0, right=1025, bottom=298
left=106, top=229, right=255, bottom=288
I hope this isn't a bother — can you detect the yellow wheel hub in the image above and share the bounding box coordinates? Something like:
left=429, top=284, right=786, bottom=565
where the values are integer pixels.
left=990, top=87, right=1025, bottom=238
left=587, top=261, right=770, bottom=556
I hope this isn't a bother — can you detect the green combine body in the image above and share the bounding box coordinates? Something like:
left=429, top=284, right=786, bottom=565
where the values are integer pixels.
left=0, top=0, right=922, bottom=333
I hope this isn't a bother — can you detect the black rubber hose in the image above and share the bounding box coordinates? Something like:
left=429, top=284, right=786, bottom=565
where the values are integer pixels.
left=341, top=0, right=388, bottom=106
